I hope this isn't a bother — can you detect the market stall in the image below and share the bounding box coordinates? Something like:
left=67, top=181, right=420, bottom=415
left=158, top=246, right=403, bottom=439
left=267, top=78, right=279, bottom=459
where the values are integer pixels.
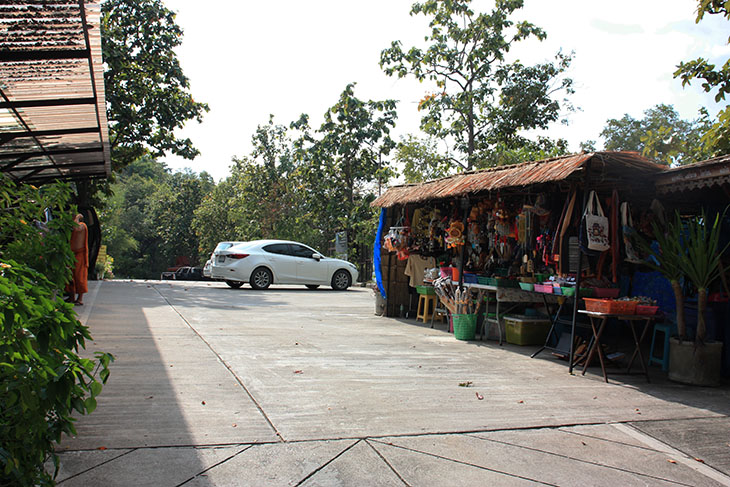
left=372, top=151, right=668, bottom=372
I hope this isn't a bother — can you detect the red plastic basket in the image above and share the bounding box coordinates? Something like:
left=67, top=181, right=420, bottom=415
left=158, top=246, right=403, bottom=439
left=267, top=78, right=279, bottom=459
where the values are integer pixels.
left=584, top=298, right=638, bottom=315
left=636, top=305, right=659, bottom=316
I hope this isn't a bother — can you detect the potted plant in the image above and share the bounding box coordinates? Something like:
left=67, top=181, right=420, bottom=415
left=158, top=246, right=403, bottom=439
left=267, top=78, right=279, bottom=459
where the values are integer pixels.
left=638, top=209, right=728, bottom=385
left=640, top=212, right=687, bottom=340
left=669, top=210, right=728, bottom=386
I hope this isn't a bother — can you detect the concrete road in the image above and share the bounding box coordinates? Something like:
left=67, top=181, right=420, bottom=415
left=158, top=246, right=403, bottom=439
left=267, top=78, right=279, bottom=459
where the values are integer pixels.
left=51, top=280, right=730, bottom=486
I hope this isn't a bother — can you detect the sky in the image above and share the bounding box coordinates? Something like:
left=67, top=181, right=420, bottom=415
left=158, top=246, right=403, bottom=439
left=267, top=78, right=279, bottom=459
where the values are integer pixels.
left=160, top=1, right=730, bottom=181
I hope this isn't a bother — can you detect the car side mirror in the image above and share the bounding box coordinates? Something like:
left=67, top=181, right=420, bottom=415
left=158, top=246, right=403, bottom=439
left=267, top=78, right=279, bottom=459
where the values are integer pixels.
left=312, top=253, right=322, bottom=261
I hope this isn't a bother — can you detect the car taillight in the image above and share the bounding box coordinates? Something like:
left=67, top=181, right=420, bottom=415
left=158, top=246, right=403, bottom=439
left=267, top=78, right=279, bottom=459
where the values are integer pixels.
left=228, top=253, right=249, bottom=259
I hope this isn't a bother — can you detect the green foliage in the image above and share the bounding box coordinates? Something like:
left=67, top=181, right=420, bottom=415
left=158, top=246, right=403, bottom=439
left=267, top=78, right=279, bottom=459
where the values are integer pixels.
left=101, top=158, right=213, bottom=278
left=380, top=0, right=574, bottom=169
left=310, top=84, right=398, bottom=257
left=190, top=90, right=398, bottom=266
left=101, top=0, right=209, bottom=170
left=477, top=136, right=570, bottom=168
left=0, top=178, right=74, bottom=287
left=634, top=209, right=729, bottom=343
left=396, top=135, right=452, bottom=183
left=600, top=104, right=713, bottom=165
left=674, top=1, right=730, bottom=157
left=0, top=177, right=113, bottom=486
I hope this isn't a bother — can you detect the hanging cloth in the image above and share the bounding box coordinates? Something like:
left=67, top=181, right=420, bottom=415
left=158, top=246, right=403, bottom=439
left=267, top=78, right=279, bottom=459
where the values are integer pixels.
left=610, top=190, right=619, bottom=283
left=557, top=189, right=577, bottom=275
left=621, top=202, right=643, bottom=264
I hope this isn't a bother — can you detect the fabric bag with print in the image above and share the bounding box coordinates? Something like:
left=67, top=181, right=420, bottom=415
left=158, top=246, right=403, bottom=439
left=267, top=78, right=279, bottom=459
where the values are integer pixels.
left=621, top=202, right=643, bottom=263
left=584, top=190, right=610, bottom=252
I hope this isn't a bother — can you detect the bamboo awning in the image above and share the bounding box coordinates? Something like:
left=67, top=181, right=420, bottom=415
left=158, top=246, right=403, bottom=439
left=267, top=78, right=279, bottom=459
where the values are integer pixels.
left=372, top=151, right=666, bottom=208
left=0, top=0, right=110, bottom=184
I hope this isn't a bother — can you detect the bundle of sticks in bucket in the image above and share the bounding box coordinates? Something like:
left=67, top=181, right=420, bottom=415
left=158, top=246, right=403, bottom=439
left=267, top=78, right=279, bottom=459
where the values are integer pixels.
left=433, top=277, right=474, bottom=315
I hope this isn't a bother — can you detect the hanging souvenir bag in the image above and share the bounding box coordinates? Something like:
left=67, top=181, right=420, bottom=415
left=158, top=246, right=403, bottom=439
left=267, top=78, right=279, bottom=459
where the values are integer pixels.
left=621, top=202, right=643, bottom=263
left=582, top=190, right=610, bottom=252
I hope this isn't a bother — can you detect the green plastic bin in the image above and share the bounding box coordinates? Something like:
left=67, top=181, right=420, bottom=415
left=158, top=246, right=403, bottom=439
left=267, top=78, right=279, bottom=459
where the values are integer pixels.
left=453, top=314, right=477, bottom=340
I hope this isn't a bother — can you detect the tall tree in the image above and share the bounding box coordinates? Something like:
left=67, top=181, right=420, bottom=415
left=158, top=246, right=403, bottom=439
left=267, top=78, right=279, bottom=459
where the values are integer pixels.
left=101, top=0, right=209, bottom=170
left=600, top=104, right=712, bottom=165
left=380, top=0, right=573, bottom=170
left=311, top=84, right=397, bottom=259
left=674, top=0, right=730, bottom=157
left=396, top=135, right=452, bottom=183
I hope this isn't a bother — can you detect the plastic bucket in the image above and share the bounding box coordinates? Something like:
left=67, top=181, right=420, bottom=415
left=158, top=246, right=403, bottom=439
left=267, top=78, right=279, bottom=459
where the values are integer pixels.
left=453, top=314, right=477, bottom=340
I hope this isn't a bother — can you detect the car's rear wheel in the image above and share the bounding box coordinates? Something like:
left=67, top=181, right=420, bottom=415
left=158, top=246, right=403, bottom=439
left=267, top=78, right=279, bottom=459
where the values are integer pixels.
left=225, top=280, right=243, bottom=289
left=250, top=267, right=272, bottom=290
left=305, top=284, right=320, bottom=290
left=331, top=270, right=351, bottom=291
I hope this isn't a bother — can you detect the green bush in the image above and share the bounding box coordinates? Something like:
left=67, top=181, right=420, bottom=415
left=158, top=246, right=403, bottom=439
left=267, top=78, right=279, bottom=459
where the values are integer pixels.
left=0, top=176, right=113, bottom=486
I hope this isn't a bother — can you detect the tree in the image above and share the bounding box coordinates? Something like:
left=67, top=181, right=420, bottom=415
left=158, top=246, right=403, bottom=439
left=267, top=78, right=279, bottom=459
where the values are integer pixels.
left=396, top=135, right=452, bottom=183
left=101, top=158, right=213, bottom=278
left=311, top=84, right=397, bottom=259
left=674, top=1, right=730, bottom=156
left=600, top=104, right=712, bottom=165
left=0, top=177, right=113, bottom=486
left=380, top=0, right=573, bottom=170
left=101, top=0, right=209, bottom=170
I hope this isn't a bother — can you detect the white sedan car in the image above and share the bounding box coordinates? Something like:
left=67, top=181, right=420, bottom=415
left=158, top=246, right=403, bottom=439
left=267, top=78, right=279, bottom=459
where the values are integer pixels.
left=210, top=240, right=358, bottom=290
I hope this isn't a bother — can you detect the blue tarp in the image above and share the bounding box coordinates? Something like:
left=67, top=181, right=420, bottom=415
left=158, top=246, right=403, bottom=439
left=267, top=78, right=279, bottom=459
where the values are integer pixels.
left=374, top=208, right=387, bottom=298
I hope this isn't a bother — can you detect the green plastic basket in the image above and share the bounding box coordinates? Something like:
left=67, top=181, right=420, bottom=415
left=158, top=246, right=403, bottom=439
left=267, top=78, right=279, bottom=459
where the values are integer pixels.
left=416, top=285, right=436, bottom=295
left=453, top=314, right=477, bottom=340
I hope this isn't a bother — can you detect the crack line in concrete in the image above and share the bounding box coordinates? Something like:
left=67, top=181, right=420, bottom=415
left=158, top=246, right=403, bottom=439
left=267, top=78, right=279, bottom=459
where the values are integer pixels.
left=151, top=285, right=285, bottom=442
left=364, top=439, right=412, bottom=487
left=55, top=448, right=136, bottom=485
left=176, top=445, right=254, bottom=486
left=613, top=423, right=730, bottom=486
left=293, top=439, right=361, bottom=486
left=561, top=428, right=666, bottom=453
left=368, top=439, right=557, bottom=486
left=468, top=432, right=698, bottom=486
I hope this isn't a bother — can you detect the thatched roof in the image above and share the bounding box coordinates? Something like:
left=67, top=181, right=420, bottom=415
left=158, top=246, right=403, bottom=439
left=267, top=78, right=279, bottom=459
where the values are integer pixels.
left=372, top=151, right=665, bottom=208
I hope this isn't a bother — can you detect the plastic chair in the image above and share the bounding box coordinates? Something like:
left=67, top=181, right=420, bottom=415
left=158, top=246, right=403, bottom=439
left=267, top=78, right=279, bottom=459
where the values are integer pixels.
left=648, top=321, right=677, bottom=372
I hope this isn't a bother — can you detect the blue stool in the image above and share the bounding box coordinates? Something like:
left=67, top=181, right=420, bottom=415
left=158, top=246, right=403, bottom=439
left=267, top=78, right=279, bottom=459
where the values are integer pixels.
left=648, top=322, right=676, bottom=372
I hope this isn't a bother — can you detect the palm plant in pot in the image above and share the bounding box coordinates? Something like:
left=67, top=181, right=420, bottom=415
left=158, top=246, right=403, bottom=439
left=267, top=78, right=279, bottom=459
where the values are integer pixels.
left=638, top=209, right=728, bottom=385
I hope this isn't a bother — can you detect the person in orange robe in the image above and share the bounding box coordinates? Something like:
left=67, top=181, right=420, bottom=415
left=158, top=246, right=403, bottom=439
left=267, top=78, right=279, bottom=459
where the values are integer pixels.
left=68, top=213, right=89, bottom=306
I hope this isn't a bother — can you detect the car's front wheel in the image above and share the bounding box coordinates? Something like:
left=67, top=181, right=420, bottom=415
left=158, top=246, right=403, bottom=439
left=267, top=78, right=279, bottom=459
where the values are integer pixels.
left=331, top=270, right=351, bottom=291
left=250, top=267, right=273, bottom=290
left=225, top=280, right=243, bottom=289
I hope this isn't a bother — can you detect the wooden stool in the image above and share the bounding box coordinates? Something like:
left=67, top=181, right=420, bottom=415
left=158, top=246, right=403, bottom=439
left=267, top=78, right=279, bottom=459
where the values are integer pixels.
left=416, top=294, right=437, bottom=323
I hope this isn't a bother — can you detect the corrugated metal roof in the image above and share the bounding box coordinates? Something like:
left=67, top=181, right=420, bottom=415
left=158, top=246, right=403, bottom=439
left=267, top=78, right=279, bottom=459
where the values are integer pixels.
left=655, top=154, right=730, bottom=194
left=0, top=1, right=110, bottom=184
left=372, top=151, right=665, bottom=208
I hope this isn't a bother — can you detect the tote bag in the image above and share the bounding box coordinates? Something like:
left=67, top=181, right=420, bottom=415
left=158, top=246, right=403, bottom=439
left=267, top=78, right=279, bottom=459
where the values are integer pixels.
left=621, top=202, right=643, bottom=263
left=583, top=190, right=610, bottom=252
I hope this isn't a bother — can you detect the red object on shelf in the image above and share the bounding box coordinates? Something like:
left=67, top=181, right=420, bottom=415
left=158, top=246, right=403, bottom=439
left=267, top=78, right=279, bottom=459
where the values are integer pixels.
left=636, top=305, right=659, bottom=316
left=584, top=298, right=638, bottom=315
